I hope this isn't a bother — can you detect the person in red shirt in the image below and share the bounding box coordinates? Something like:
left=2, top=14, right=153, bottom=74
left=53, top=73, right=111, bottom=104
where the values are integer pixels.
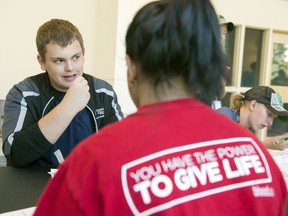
left=34, top=0, right=287, bottom=215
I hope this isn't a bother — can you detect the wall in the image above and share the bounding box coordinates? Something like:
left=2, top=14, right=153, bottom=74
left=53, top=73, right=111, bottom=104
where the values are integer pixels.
left=0, top=0, right=118, bottom=98
left=113, top=0, right=152, bottom=115
left=212, top=0, right=288, bottom=30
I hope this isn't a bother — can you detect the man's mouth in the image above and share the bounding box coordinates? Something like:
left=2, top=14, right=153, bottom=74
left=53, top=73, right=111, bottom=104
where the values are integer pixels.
left=63, top=74, right=77, bottom=81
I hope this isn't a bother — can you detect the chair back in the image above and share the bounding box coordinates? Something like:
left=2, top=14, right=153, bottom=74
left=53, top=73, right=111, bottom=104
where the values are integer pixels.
left=0, top=99, right=4, bottom=137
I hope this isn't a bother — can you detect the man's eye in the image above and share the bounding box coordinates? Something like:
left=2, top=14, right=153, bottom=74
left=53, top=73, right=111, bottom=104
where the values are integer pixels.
left=54, top=59, right=63, bottom=63
left=73, top=56, right=80, bottom=61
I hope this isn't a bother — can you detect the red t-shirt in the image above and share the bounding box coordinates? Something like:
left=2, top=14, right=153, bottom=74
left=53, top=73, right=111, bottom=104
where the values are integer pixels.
left=34, top=99, right=287, bottom=216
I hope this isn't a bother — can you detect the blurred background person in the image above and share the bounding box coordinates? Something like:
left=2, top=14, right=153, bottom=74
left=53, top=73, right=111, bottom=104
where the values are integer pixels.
left=218, top=14, right=234, bottom=43
left=242, top=61, right=258, bottom=87
left=271, top=69, right=288, bottom=86
left=211, top=14, right=234, bottom=110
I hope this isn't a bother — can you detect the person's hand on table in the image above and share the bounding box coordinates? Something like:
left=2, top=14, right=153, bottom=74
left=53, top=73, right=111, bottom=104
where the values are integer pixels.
left=263, top=132, right=288, bottom=151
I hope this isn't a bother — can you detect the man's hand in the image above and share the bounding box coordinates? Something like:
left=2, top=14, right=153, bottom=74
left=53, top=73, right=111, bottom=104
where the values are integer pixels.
left=62, top=76, right=90, bottom=115
left=38, top=76, right=91, bottom=144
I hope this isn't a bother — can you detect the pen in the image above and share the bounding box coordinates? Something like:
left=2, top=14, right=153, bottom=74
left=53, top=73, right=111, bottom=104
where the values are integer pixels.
left=273, top=138, right=288, bottom=145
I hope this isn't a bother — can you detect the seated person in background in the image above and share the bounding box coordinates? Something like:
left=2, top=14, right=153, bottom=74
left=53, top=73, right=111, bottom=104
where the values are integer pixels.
left=211, top=14, right=234, bottom=110
left=271, top=69, right=288, bottom=86
left=2, top=19, right=123, bottom=167
left=241, top=61, right=257, bottom=87
left=218, top=14, right=234, bottom=43
left=217, top=86, right=288, bottom=151
left=34, top=1, right=287, bottom=215
left=218, top=14, right=234, bottom=87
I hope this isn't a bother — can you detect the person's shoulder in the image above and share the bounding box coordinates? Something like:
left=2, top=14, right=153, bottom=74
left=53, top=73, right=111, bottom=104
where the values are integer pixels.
left=10, top=73, right=42, bottom=91
left=6, top=74, right=44, bottom=100
left=216, top=106, right=233, bottom=113
left=216, top=106, right=237, bottom=121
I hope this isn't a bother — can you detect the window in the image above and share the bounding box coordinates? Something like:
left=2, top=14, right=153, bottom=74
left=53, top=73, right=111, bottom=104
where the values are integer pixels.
left=223, top=28, right=235, bottom=86
left=241, top=28, right=263, bottom=87
left=270, top=43, right=288, bottom=86
left=267, top=103, right=288, bottom=136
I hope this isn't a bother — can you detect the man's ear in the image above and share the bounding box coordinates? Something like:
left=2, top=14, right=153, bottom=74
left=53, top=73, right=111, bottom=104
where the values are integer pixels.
left=37, top=54, right=46, bottom=71
left=126, top=55, right=138, bottom=86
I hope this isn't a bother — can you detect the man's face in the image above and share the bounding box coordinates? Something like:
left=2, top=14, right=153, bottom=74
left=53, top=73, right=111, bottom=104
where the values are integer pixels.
left=38, top=40, right=85, bottom=92
left=220, top=24, right=228, bottom=43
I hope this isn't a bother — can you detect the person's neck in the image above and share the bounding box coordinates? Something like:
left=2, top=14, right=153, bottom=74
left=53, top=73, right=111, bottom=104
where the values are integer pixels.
left=238, top=107, right=249, bottom=128
left=138, top=77, right=194, bottom=107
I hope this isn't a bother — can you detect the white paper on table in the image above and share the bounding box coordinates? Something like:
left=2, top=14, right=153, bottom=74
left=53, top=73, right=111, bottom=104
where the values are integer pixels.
left=269, top=149, right=288, bottom=187
left=0, top=207, right=35, bottom=216
left=48, top=168, right=58, bottom=178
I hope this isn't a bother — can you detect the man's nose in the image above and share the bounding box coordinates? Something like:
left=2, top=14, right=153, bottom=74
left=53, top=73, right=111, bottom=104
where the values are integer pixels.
left=65, top=61, right=74, bottom=72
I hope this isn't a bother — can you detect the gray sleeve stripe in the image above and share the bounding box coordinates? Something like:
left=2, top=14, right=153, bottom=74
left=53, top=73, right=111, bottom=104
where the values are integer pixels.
left=95, top=88, right=122, bottom=121
left=7, top=91, right=40, bottom=146
left=95, top=88, right=114, bottom=97
left=112, top=99, right=123, bottom=120
left=42, top=97, right=54, bottom=117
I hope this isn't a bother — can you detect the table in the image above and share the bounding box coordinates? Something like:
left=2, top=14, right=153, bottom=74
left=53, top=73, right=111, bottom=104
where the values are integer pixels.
left=0, top=166, right=51, bottom=213
left=0, top=166, right=287, bottom=215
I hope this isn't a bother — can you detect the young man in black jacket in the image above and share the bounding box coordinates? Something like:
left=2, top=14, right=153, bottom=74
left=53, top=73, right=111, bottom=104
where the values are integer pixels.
left=2, top=19, right=123, bottom=167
